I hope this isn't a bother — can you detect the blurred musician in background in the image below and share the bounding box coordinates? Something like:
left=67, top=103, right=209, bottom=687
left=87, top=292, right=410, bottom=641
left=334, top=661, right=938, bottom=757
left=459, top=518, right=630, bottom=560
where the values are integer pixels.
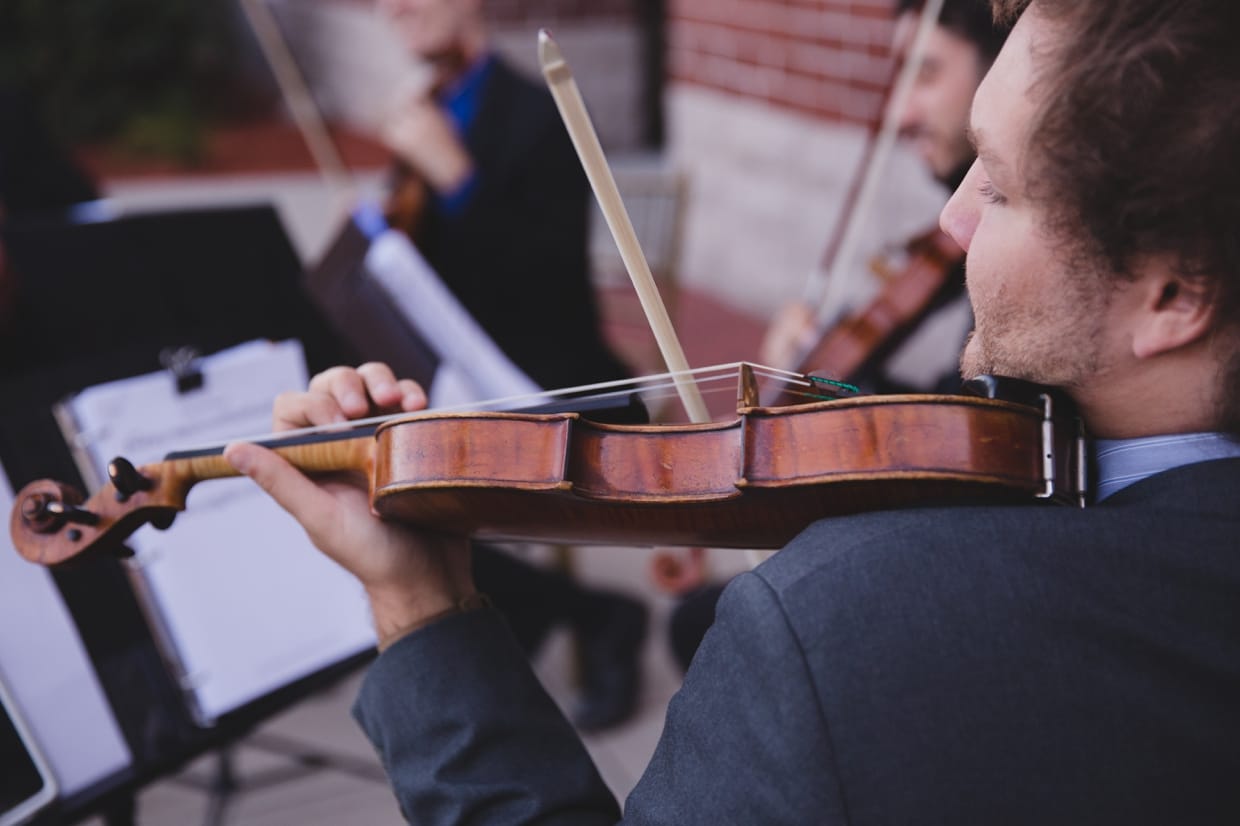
left=376, top=0, right=628, bottom=391
left=372, top=0, right=645, bottom=731
left=760, top=0, right=1006, bottom=397
left=667, top=0, right=1009, bottom=675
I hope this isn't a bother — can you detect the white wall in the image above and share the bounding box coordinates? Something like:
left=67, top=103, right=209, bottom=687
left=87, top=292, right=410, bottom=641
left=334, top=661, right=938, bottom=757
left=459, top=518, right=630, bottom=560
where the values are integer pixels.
left=667, top=85, right=947, bottom=318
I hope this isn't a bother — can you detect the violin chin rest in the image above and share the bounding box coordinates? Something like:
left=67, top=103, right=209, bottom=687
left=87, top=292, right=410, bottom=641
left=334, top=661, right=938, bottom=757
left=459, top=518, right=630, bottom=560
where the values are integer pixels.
left=963, top=374, right=1068, bottom=412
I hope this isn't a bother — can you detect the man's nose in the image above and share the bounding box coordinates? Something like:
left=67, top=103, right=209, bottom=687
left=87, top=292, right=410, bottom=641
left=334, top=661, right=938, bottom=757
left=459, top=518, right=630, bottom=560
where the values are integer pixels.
left=896, top=99, right=922, bottom=136
left=940, top=159, right=982, bottom=252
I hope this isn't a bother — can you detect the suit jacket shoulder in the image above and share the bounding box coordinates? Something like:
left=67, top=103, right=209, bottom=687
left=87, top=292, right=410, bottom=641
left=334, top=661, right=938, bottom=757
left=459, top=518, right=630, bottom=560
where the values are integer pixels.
left=736, top=457, right=1240, bottom=823
left=351, top=458, right=1240, bottom=825
left=468, top=56, right=566, bottom=179
left=416, top=52, right=629, bottom=390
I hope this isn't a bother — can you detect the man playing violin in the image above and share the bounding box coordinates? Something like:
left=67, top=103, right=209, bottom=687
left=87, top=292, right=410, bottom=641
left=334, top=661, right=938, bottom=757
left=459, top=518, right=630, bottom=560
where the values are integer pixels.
left=375, top=0, right=627, bottom=391
left=227, top=0, right=1240, bottom=821
left=761, top=0, right=1005, bottom=395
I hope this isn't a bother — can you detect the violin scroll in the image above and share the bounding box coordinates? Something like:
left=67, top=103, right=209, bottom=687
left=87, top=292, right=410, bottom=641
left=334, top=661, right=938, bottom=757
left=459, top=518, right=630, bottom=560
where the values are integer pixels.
left=10, top=471, right=181, bottom=567
left=11, top=433, right=377, bottom=568
left=17, top=480, right=90, bottom=534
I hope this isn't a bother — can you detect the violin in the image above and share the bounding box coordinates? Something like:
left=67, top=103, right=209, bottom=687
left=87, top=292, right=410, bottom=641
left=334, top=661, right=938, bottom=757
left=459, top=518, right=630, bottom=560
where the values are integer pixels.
left=10, top=364, right=1087, bottom=569
left=382, top=160, right=429, bottom=241
left=767, top=226, right=965, bottom=405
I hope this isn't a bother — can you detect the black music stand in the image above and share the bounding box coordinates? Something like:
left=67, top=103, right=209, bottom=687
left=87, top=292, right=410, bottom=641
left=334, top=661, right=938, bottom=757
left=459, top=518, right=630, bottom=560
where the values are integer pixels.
left=0, top=205, right=381, bottom=825
left=303, top=212, right=439, bottom=389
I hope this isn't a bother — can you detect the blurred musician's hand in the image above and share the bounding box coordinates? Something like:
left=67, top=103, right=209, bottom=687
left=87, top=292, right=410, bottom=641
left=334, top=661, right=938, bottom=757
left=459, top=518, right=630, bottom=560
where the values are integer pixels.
left=380, top=90, right=475, bottom=196
left=759, top=302, right=818, bottom=368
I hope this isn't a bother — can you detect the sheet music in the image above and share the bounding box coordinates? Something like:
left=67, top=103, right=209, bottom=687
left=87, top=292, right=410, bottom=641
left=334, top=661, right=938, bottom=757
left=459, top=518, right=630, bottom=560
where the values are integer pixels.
left=56, top=339, right=375, bottom=724
left=365, top=229, right=542, bottom=407
left=0, top=465, right=132, bottom=796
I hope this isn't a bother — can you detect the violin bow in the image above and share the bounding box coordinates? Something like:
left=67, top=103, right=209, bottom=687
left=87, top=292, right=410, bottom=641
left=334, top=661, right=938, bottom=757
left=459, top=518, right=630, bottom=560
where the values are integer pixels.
left=801, top=0, right=947, bottom=328
left=538, top=31, right=711, bottom=425
left=238, top=0, right=357, bottom=209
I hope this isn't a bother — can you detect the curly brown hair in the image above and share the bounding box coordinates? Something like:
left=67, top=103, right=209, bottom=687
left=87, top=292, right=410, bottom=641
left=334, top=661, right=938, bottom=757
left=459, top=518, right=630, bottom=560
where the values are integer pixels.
left=897, top=0, right=1007, bottom=65
left=990, top=0, right=1240, bottom=431
left=990, top=0, right=1031, bottom=24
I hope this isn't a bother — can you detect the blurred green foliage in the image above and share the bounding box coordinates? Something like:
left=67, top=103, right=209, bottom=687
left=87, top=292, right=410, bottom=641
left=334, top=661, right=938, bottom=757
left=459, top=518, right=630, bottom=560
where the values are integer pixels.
left=0, top=0, right=253, bottom=164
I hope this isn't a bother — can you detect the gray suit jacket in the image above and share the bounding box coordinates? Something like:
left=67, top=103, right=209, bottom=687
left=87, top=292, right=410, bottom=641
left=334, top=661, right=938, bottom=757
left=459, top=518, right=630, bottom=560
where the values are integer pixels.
left=354, top=458, right=1240, bottom=824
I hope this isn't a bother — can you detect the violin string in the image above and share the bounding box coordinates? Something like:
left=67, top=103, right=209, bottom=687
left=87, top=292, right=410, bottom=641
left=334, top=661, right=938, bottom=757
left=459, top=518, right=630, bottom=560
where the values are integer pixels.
left=175, top=362, right=815, bottom=454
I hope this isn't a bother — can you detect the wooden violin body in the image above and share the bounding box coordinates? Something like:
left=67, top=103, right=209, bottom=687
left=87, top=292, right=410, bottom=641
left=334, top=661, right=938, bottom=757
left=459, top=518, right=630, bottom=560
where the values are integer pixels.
left=383, top=160, right=428, bottom=240
left=373, top=392, right=1072, bottom=548
left=10, top=373, right=1086, bottom=567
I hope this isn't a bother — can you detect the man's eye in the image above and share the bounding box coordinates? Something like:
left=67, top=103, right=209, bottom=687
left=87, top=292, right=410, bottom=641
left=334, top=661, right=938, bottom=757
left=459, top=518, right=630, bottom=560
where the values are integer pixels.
left=978, top=180, right=1007, bottom=205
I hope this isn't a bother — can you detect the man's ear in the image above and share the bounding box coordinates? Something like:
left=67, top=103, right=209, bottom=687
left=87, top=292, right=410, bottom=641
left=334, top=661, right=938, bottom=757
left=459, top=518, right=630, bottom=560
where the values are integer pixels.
left=1130, top=266, right=1217, bottom=359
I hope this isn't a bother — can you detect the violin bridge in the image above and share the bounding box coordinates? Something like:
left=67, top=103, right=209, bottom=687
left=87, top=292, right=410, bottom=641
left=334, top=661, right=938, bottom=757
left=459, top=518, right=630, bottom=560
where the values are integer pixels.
left=737, top=363, right=761, bottom=410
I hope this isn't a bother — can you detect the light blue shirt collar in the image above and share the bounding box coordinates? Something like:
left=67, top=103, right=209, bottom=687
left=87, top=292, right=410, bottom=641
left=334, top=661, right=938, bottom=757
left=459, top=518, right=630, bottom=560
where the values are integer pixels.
left=1094, top=432, right=1240, bottom=501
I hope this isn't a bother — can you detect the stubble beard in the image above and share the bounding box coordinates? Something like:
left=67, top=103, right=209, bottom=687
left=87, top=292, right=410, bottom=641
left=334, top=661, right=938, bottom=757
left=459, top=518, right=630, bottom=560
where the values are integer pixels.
left=960, top=272, right=1109, bottom=388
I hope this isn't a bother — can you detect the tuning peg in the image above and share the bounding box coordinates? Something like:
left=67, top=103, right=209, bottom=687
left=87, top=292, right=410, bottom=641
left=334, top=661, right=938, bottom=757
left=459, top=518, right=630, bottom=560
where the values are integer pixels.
left=41, top=499, right=101, bottom=526
left=108, top=457, right=154, bottom=500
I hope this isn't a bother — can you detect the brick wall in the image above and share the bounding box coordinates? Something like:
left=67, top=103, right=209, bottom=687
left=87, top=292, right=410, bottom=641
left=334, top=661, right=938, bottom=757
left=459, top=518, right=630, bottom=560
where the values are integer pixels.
left=370, top=0, right=899, bottom=127
left=658, top=0, right=955, bottom=324
left=669, top=0, right=898, bottom=126
left=666, top=87, right=944, bottom=317
left=332, top=0, right=634, bottom=22
left=484, top=0, right=634, bottom=23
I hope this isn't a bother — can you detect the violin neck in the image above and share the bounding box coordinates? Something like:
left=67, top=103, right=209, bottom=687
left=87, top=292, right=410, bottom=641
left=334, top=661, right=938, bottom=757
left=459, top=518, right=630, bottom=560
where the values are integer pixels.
left=383, top=163, right=428, bottom=239
left=162, top=432, right=375, bottom=488
left=9, top=432, right=377, bottom=568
